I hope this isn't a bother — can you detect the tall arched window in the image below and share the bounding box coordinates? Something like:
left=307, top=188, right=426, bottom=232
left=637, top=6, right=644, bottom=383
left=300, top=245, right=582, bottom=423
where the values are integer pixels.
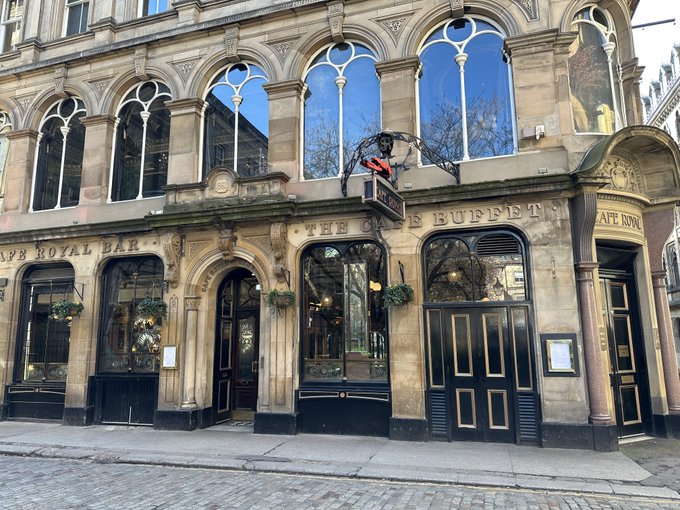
left=203, top=62, right=269, bottom=178
left=569, top=5, right=625, bottom=134
left=418, top=16, right=515, bottom=163
left=109, top=81, right=171, bottom=202
left=30, top=97, right=86, bottom=212
left=303, top=41, right=380, bottom=180
left=0, top=110, right=11, bottom=209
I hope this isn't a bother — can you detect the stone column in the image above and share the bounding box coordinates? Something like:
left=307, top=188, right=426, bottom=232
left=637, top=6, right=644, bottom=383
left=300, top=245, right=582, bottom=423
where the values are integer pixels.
left=652, top=271, right=680, bottom=413
left=181, top=297, right=201, bottom=408
left=165, top=98, right=205, bottom=185
left=262, top=80, right=304, bottom=181
left=575, top=262, right=613, bottom=424
left=2, top=129, right=38, bottom=214
left=78, top=114, right=117, bottom=205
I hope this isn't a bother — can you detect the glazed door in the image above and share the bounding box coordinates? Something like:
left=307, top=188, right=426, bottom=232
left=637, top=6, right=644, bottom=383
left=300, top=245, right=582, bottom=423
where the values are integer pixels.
left=213, top=270, right=260, bottom=423
left=600, top=277, right=652, bottom=437
left=427, top=307, right=516, bottom=443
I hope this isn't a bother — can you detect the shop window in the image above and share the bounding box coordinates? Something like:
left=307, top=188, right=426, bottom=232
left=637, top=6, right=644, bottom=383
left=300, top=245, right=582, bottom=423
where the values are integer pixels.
left=424, top=232, right=526, bottom=302
left=569, top=5, right=625, bottom=134
left=64, top=0, right=88, bottom=36
left=15, top=265, right=75, bottom=383
left=109, top=81, right=171, bottom=202
left=0, top=111, right=11, bottom=208
left=0, top=0, right=22, bottom=53
left=418, top=16, right=515, bottom=162
left=98, top=257, right=164, bottom=374
left=140, top=0, right=168, bottom=16
left=203, top=62, right=269, bottom=178
left=301, top=242, right=387, bottom=383
left=303, top=42, right=380, bottom=180
left=30, top=97, right=86, bottom=212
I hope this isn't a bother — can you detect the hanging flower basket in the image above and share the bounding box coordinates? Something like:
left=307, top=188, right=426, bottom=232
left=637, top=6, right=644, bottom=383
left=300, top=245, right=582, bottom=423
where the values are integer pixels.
left=266, top=289, right=296, bottom=308
left=382, top=283, right=414, bottom=309
left=135, top=297, right=168, bottom=324
left=51, top=300, right=84, bottom=322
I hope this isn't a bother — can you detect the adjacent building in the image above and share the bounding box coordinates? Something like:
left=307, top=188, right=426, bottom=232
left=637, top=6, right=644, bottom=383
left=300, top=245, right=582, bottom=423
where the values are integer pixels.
left=1, top=0, right=680, bottom=452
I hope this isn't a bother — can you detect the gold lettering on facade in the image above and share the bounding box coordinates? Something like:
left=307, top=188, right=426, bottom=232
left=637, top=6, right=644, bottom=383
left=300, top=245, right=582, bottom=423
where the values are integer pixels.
left=596, top=210, right=642, bottom=231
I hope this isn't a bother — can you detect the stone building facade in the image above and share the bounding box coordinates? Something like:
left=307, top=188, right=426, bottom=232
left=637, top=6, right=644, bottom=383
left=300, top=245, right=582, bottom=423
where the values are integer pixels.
left=0, top=0, right=680, bottom=452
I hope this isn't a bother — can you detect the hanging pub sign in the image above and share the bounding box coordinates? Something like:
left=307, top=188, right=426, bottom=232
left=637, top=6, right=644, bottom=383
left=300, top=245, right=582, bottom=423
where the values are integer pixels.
left=363, top=174, right=405, bottom=221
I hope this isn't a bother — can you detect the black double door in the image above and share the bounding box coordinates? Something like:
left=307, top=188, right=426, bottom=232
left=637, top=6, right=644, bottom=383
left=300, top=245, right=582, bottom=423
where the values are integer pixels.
left=213, top=270, right=260, bottom=423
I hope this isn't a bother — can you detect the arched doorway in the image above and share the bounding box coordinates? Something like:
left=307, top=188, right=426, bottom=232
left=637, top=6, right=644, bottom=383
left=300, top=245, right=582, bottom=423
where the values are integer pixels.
left=213, top=268, right=261, bottom=423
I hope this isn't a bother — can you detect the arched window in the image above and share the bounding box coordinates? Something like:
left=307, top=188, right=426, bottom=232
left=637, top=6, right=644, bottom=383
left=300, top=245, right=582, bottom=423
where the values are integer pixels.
left=418, top=16, right=515, bottom=163
left=203, top=62, right=269, bottom=178
left=109, top=81, right=171, bottom=202
left=0, top=110, right=11, bottom=208
left=303, top=42, right=380, bottom=180
left=569, top=5, right=625, bottom=134
left=424, top=231, right=526, bottom=302
left=301, top=241, right=387, bottom=383
left=30, top=97, right=86, bottom=211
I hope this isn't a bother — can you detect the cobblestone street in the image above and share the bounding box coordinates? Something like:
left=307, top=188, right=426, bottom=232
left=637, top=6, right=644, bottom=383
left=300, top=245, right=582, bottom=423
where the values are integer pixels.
left=0, top=455, right=676, bottom=510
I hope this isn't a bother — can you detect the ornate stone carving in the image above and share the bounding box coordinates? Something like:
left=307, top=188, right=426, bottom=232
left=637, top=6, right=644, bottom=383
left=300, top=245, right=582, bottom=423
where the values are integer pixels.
left=134, top=48, right=149, bottom=80
left=54, top=67, right=68, bottom=98
left=224, top=26, right=240, bottom=62
left=270, top=222, right=288, bottom=283
left=162, top=232, right=182, bottom=288
left=217, top=225, right=237, bottom=261
left=597, top=150, right=643, bottom=194
left=374, top=13, right=413, bottom=44
left=170, top=296, right=179, bottom=313
left=265, top=36, right=302, bottom=66
left=327, top=1, right=345, bottom=43
left=247, top=235, right=271, bottom=254
left=512, top=0, right=539, bottom=21
left=189, top=240, right=211, bottom=260
left=87, top=78, right=112, bottom=99
left=185, top=297, right=201, bottom=311
left=12, top=93, right=35, bottom=114
left=170, top=58, right=200, bottom=82
left=449, top=0, right=464, bottom=18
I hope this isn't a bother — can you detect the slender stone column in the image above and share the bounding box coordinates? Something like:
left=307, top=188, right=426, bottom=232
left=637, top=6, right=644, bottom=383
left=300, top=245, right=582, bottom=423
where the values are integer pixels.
left=181, top=297, right=201, bottom=408
left=652, top=271, right=680, bottom=413
left=575, top=262, right=613, bottom=424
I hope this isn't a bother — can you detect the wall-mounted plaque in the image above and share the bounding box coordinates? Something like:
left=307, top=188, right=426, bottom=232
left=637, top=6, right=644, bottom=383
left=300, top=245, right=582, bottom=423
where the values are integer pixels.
left=541, top=333, right=579, bottom=377
left=162, top=345, right=178, bottom=369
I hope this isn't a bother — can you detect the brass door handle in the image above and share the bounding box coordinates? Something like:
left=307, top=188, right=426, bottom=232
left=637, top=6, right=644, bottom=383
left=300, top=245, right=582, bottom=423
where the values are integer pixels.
left=252, top=361, right=258, bottom=373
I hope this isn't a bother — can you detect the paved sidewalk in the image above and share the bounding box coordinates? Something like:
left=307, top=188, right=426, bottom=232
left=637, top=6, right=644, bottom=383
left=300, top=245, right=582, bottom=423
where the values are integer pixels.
left=0, top=421, right=677, bottom=501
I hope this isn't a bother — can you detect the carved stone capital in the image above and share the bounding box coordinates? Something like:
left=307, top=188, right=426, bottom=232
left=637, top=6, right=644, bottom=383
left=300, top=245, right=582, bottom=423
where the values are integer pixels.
left=163, top=232, right=182, bottom=289
left=185, top=296, right=201, bottom=311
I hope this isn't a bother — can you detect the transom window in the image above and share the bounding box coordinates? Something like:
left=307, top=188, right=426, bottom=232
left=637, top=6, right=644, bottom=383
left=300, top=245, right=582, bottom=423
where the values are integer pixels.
left=418, top=16, right=515, bottom=162
left=140, top=0, right=168, bottom=16
left=203, top=62, right=269, bottom=178
left=98, top=257, right=164, bottom=374
left=16, top=265, right=75, bottom=383
left=569, top=5, right=625, bottom=134
left=424, top=232, right=526, bottom=303
left=301, top=242, right=388, bottom=383
left=30, top=97, right=86, bottom=212
left=64, top=0, right=88, bottom=36
left=109, top=81, right=171, bottom=202
left=303, top=41, right=380, bottom=180
left=0, top=0, right=22, bottom=53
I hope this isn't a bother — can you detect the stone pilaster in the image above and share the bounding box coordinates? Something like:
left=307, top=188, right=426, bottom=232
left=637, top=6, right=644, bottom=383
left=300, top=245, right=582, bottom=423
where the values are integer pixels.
left=165, top=98, right=205, bottom=185
left=375, top=56, right=420, bottom=136
left=652, top=271, right=680, bottom=413
left=2, top=129, right=38, bottom=214
left=79, top=115, right=117, bottom=205
left=181, top=297, right=201, bottom=407
left=262, top=80, right=305, bottom=181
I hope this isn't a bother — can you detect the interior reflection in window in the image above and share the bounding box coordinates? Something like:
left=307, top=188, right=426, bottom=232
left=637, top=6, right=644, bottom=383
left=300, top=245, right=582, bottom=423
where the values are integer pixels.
left=418, top=16, right=515, bottom=162
left=301, top=242, right=387, bottom=383
left=303, top=42, right=380, bottom=179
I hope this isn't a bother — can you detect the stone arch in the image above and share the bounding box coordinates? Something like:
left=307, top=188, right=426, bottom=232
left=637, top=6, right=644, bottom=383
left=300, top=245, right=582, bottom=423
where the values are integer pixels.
left=188, top=48, right=277, bottom=99
left=25, top=84, right=93, bottom=132
left=285, top=25, right=389, bottom=81
left=100, top=67, right=178, bottom=118
left=0, top=99, right=18, bottom=131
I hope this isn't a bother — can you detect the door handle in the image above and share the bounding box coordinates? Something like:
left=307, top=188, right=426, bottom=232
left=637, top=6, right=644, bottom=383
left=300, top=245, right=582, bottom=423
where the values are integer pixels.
left=252, top=361, right=258, bottom=374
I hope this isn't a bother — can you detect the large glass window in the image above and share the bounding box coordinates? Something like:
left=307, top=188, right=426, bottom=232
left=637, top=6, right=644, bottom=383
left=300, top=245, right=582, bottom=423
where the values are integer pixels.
left=569, top=5, right=625, bottom=134
left=203, top=63, right=269, bottom=178
left=302, top=242, right=387, bottom=383
left=109, top=81, right=171, bottom=202
left=303, top=42, right=380, bottom=180
left=0, top=0, right=21, bottom=53
left=64, top=0, right=88, bottom=36
left=98, top=257, right=164, bottom=374
left=425, top=232, right=526, bottom=302
left=140, top=0, right=168, bottom=16
left=418, top=16, right=514, bottom=162
left=16, top=265, right=75, bottom=383
left=30, top=97, right=86, bottom=212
